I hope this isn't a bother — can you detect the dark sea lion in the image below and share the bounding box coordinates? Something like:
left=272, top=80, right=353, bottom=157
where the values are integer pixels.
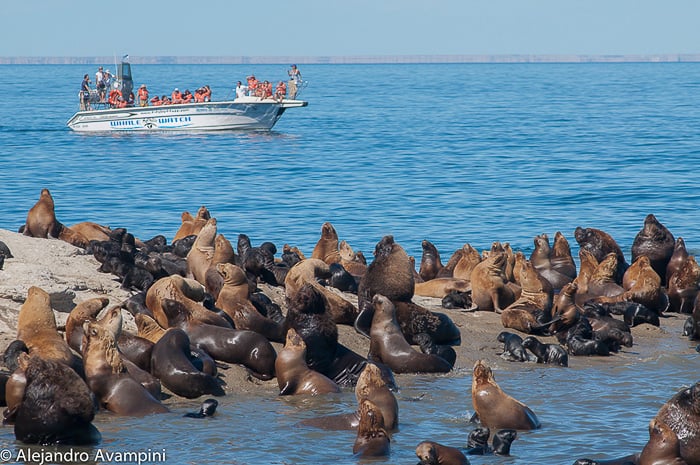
left=416, top=441, right=470, bottom=465
left=522, top=336, right=568, bottom=366
left=572, top=455, right=639, bottom=465
left=653, top=381, right=700, bottom=465
left=117, top=332, right=154, bottom=373
left=150, top=328, right=225, bottom=399
left=326, top=262, right=359, bottom=294
left=13, top=353, right=100, bottom=445
left=623, top=302, right=660, bottom=327
left=353, top=399, right=391, bottom=457
left=492, top=429, right=517, bottom=456
left=466, top=251, right=515, bottom=313
left=0, top=239, right=13, bottom=259
left=161, top=298, right=276, bottom=380
left=81, top=322, right=168, bottom=416
left=639, top=418, right=688, bottom=465
left=419, top=239, right=444, bottom=281
left=369, top=295, right=452, bottom=374
left=470, top=359, right=540, bottom=430
left=497, top=331, right=535, bottom=363
left=275, top=328, right=340, bottom=396
left=184, top=398, right=218, bottom=418
left=575, top=226, right=628, bottom=283
left=441, top=290, right=472, bottom=310
left=667, top=237, right=690, bottom=288
left=466, top=426, right=491, bottom=455
left=631, top=214, right=675, bottom=284
left=667, top=256, right=700, bottom=314
left=3, top=340, right=29, bottom=371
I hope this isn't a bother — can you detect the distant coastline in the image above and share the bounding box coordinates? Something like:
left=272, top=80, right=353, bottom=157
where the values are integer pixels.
left=1, top=54, right=700, bottom=65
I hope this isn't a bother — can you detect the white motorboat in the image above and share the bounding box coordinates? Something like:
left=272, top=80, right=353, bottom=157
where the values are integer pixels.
left=67, top=61, right=307, bottom=132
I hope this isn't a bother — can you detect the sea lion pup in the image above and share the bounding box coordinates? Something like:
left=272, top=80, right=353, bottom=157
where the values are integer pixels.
left=172, top=205, right=211, bottom=242
left=416, top=441, right=470, bottom=465
left=12, top=353, right=101, bottom=446
left=17, top=286, right=83, bottom=375
left=186, top=217, right=217, bottom=285
left=216, top=263, right=285, bottom=342
left=184, top=398, right=218, bottom=418
left=653, top=381, right=700, bottom=465
left=500, top=260, right=553, bottom=335
left=667, top=237, right=690, bottom=288
left=530, top=233, right=573, bottom=291
left=146, top=275, right=232, bottom=329
left=667, top=256, right=700, bottom=314
left=65, top=297, right=111, bottom=352
left=521, top=336, right=568, bottom=367
left=151, top=328, right=225, bottom=399
left=631, top=214, right=676, bottom=283
left=353, top=399, right=391, bottom=458
left=638, top=418, right=688, bottom=465
left=492, top=429, right=517, bottom=456
left=470, top=360, right=540, bottom=430
left=161, top=298, right=276, bottom=381
left=419, top=239, right=444, bottom=281
left=465, top=249, right=516, bottom=313
left=441, top=290, right=472, bottom=310
left=497, top=331, right=535, bottom=363
left=275, top=328, right=340, bottom=396
left=582, top=303, right=634, bottom=348
left=81, top=322, right=168, bottom=416
left=466, top=426, right=491, bottom=454
left=285, top=258, right=358, bottom=325
left=368, top=295, right=452, bottom=374
left=623, top=302, right=660, bottom=328
left=326, top=262, right=359, bottom=294
left=575, top=226, right=629, bottom=283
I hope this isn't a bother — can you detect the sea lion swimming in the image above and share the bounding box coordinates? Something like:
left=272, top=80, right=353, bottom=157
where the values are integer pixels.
left=653, top=381, right=700, bottom=465
left=416, top=441, right=470, bottom=465
left=183, top=398, right=219, bottom=418
left=352, top=399, right=391, bottom=458
left=638, top=418, right=688, bottom=465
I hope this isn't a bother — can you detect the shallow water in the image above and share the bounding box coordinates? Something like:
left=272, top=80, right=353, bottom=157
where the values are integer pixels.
left=0, top=62, right=699, bottom=464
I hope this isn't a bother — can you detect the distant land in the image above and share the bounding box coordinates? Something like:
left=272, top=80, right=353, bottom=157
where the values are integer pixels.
left=2, top=54, right=700, bottom=65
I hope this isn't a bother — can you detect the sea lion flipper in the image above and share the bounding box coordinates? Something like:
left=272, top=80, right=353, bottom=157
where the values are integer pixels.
left=279, top=381, right=297, bottom=396
left=354, top=306, right=374, bottom=339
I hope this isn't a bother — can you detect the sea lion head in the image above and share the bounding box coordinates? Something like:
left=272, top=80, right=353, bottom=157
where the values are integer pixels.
left=287, top=283, right=328, bottom=316
left=472, top=359, right=495, bottom=385
left=284, top=328, right=306, bottom=351
left=82, top=321, right=124, bottom=374
left=373, top=235, right=396, bottom=260
left=357, top=399, right=389, bottom=437
left=355, top=362, right=384, bottom=400
left=217, top=262, right=247, bottom=285
left=321, top=222, right=337, bottom=240
left=415, top=441, right=439, bottom=464
left=96, top=305, right=123, bottom=340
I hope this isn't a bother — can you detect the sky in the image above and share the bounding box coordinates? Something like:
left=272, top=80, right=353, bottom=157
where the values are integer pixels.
left=2, top=0, right=699, bottom=57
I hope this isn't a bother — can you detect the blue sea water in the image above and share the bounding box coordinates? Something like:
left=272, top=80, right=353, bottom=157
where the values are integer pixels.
left=0, top=62, right=699, bottom=464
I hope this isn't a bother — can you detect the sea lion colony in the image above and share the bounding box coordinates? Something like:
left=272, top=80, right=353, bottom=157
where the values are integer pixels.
left=1, top=189, right=699, bottom=464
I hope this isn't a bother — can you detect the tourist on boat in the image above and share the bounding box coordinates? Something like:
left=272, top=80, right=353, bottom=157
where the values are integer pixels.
left=261, top=81, right=273, bottom=99
left=287, top=64, right=301, bottom=99
left=138, top=84, right=149, bottom=107
left=150, top=95, right=162, bottom=106
left=182, top=89, right=193, bottom=103
left=246, top=75, right=258, bottom=96
left=116, top=96, right=128, bottom=108
left=202, top=85, right=212, bottom=102
left=80, top=74, right=91, bottom=111
left=235, top=81, right=248, bottom=99
left=161, top=95, right=171, bottom=105
left=103, top=70, right=113, bottom=90
left=171, top=88, right=183, bottom=104
left=108, top=88, right=122, bottom=108
left=194, top=88, right=205, bottom=103
left=275, top=81, right=287, bottom=101
left=95, top=67, right=106, bottom=101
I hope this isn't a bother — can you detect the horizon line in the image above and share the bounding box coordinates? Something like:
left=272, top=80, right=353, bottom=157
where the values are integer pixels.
left=2, top=53, right=700, bottom=65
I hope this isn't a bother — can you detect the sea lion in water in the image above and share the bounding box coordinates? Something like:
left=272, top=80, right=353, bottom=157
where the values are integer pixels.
left=353, top=399, right=391, bottom=458
left=470, top=359, right=540, bottom=430
left=631, top=214, right=676, bottom=284
left=416, top=441, right=470, bottom=465
left=275, top=328, right=340, bottom=396
left=368, top=295, right=453, bottom=374
left=653, top=381, right=700, bottom=465
left=639, top=418, right=688, bottom=465
left=492, top=429, right=518, bottom=456
left=184, top=398, right=218, bottom=418
left=466, top=426, right=491, bottom=455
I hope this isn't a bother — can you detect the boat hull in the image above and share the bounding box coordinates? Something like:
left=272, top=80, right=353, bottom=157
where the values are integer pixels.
left=66, top=99, right=307, bottom=132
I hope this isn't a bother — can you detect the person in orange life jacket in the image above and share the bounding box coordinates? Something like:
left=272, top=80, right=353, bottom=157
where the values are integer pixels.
left=108, top=88, right=122, bottom=108
left=150, top=95, right=162, bottom=106
left=171, top=88, right=183, bottom=104
left=138, top=84, right=149, bottom=107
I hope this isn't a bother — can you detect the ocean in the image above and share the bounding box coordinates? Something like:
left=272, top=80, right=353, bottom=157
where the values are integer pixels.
left=0, top=62, right=698, bottom=464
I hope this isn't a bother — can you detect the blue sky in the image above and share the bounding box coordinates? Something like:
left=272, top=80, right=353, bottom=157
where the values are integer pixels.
left=2, top=0, right=699, bottom=57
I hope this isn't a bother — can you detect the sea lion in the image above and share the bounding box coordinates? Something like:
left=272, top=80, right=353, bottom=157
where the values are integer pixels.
left=17, top=286, right=83, bottom=375
left=81, top=322, right=168, bottom=416
left=492, top=429, right=517, bottom=456
left=470, top=359, right=540, bottom=430
left=275, top=328, right=340, bottom=396
left=416, top=441, right=470, bottom=465
left=572, top=456, right=639, bottom=465
left=639, top=418, right=688, bottom=465
left=134, top=313, right=167, bottom=343
left=326, top=262, right=359, bottom=294
left=575, top=226, right=628, bottom=283
left=653, top=381, right=700, bottom=465
left=602, top=255, right=668, bottom=314
left=631, top=214, right=676, bottom=284
left=500, top=260, right=553, bottom=334
left=550, top=281, right=582, bottom=338
left=353, top=399, right=391, bottom=457
left=667, top=256, right=700, bottom=314
left=667, top=237, right=690, bottom=288
left=172, top=206, right=210, bottom=242
left=530, top=233, right=573, bottom=290
left=451, top=243, right=482, bottom=281
left=466, top=426, right=491, bottom=455
left=184, top=398, right=218, bottom=418
left=368, top=294, right=452, bottom=374
left=521, top=336, right=568, bottom=366
left=22, top=188, right=62, bottom=238
left=65, top=296, right=111, bottom=352
left=579, top=253, right=625, bottom=304
left=414, top=277, right=471, bottom=299
left=311, top=221, right=343, bottom=264
left=357, top=235, right=415, bottom=312
left=466, top=250, right=516, bottom=313
left=419, top=240, right=444, bottom=281
left=68, top=221, right=112, bottom=242
left=186, top=217, right=217, bottom=285
left=150, top=328, right=225, bottom=399
left=574, top=248, right=599, bottom=296
left=497, top=331, right=535, bottom=363
left=552, top=231, right=577, bottom=280
left=13, top=353, right=100, bottom=445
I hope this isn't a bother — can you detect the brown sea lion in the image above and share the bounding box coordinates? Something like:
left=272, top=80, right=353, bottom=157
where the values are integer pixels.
left=186, top=217, right=217, bottom=285
left=597, top=256, right=667, bottom=314
left=337, top=240, right=367, bottom=277
left=500, top=260, right=553, bottom=334
left=17, top=286, right=83, bottom=375
left=530, top=233, right=573, bottom=291
left=22, top=188, right=62, bottom=238
left=68, top=221, right=113, bottom=242
left=551, top=231, right=577, bottom=280
left=134, top=313, right=167, bottom=343
left=436, top=247, right=465, bottom=278
left=414, top=277, right=471, bottom=299
left=419, top=239, right=444, bottom=281
left=466, top=251, right=516, bottom=313
left=667, top=256, right=700, bottom=314
left=639, top=418, right=688, bottom=465
left=470, top=359, right=540, bottom=430
left=368, top=295, right=452, bottom=374
left=312, top=221, right=342, bottom=264
left=416, top=441, right=470, bottom=465
left=573, top=249, right=599, bottom=296
left=550, top=281, right=581, bottom=336
left=81, top=322, right=168, bottom=416
left=575, top=226, right=628, bottom=283
left=275, top=328, right=340, bottom=396
left=151, top=328, right=225, bottom=398
left=65, top=297, right=111, bottom=352
left=631, top=214, right=676, bottom=284
left=353, top=399, right=391, bottom=457
left=653, top=381, right=700, bottom=465
left=666, top=237, right=690, bottom=288
left=172, top=206, right=210, bottom=242
left=203, top=233, right=237, bottom=299
left=13, top=353, right=101, bottom=445
left=357, top=235, right=415, bottom=312
left=579, top=253, right=625, bottom=304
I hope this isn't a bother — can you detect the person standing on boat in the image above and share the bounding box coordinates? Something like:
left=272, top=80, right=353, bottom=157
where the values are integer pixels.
left=80, top=74, right=91, bottom=111
left=287, top=64, right=301, bottom=99
left=235, top=81, right=248, bottom=99
left=95, top=67, right=106, bottom=101
left=138, top=84, right=149, bottom=107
